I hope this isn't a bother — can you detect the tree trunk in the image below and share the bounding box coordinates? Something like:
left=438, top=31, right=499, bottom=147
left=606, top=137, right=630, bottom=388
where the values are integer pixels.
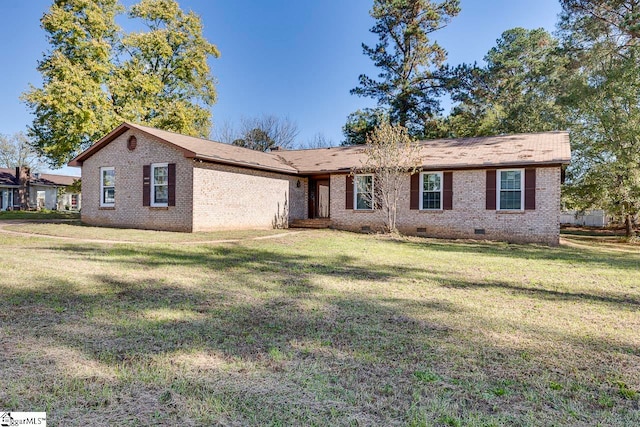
left=625, top=214, right=635, bottom=238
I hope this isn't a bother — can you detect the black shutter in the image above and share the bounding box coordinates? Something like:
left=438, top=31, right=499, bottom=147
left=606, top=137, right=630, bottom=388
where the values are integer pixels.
left=486, top=170, right=496, bottom=210
left=443, top=172, right=453, bottom=210
left=168, top=163, right=176, bottom=207
left=143, top=165, right=151, bottom=206
left=345, top=175, right=353, bottom=210
left=525, top=168, right=536, bottom=210
left=410, top=173, right=420, bottom=210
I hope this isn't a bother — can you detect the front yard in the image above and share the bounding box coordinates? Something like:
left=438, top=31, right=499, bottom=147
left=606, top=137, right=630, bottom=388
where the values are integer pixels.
left=0, top=226, right=638, bottom=425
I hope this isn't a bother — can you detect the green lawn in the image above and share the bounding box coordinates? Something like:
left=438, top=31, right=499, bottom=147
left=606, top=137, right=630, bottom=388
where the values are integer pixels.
left=2, top=222, right=292, bottom=243
left=0, top=209, right=80, bottom=220
left=0, top=228, right=638, bottom=426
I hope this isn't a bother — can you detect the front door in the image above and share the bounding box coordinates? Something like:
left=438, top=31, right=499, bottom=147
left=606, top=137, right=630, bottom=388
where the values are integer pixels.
left=308, top=178, right=330, bottom=219
left=317, top=181, right=330, bottom=218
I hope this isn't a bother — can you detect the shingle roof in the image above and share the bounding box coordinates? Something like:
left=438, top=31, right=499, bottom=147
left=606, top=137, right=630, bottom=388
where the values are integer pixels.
left=278, top=131, right=572, bottom=173
left=0, top=168, right=78, bottom=187
left=69, top=122, right=298, bottom=174
left=0, top=168, right=18, bottom=186
left=34, top=173, right=78, bottom=187
left=69, top=122, right=571, bottom=174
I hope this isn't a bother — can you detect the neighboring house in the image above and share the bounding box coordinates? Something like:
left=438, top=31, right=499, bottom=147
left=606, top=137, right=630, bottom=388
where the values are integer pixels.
left=560, top=210, right=611, bottom=228
left=69, top=122, right=571, bottom=245
left=0, top=167, right=81, bottom=211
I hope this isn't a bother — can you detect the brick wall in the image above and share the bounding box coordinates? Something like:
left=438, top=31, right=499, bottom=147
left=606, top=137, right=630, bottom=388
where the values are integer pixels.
left=329, top=167, right=562, bottom=245
left=192, top=162, right=307, bottom=231
left=81, top=130, right=194, bottom=232
left=81, top=129, right=308, bottom=232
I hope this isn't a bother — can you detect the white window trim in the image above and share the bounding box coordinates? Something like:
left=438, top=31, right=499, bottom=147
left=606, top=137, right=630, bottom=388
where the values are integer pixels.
left=497, top=168, right=524, bottom=211
left=151, top=163, right=169, bottom=207
left=420, top=171, right=443, bottom=211
left=100, top=166, right=115, bottom=207
left=354, top=173, right=374, bottom=211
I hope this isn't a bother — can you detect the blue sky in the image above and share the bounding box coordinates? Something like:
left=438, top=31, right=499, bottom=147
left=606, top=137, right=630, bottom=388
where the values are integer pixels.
left=0, top=0, right=561, bottom=175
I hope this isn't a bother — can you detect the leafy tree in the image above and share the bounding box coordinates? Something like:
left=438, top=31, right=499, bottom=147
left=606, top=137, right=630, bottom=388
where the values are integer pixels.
left=351, top=0, right=460, bottom=138
left=559, top=0, right=640, bottom=237
left=111, top=0, right=219, bottom=137
left=23, top=0, right=219, bottom=167
left=342, top=108, right=388, bottom=145
left=0, top=132, right=46, bottom=171
left=357, top=122, right=422, bottom=233
left=445, top=28, right=567, bottom=137
left=22, top=0, right=123, bottom=168
left=218, top=115, right=299, bottom=151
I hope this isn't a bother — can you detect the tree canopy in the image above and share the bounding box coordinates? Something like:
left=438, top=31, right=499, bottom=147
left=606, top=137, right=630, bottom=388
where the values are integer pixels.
left=23, top=0, right=219, bottom=167
left=215, top=115, right=300, bottom=152
left=558, top=0, right=640, bottom=236
left=351, top=0, right=460, bottom=138
left=445, top=27, right=568, bottom=137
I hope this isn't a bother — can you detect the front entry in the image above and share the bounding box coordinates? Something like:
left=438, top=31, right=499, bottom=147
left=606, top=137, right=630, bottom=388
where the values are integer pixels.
left=308, top=178, right=330, bottom=219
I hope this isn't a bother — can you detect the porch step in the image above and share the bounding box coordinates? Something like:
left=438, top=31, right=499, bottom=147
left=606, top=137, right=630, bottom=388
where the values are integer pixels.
left=290, top=218, right=332, bottom=229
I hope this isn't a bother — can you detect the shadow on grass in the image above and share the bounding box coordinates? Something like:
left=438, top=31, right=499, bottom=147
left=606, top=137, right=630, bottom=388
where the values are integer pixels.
left=441, top=278, right=640, bottom=309
left=2, top=240, right=639, bottom=425
left=49, top=243, right=432, bottom=284
left=383, top=235, right=640, bottom=271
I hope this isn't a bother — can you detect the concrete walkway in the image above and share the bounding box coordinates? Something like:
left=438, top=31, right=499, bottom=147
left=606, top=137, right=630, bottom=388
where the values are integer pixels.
left=0, top=219, right=307, bottom=245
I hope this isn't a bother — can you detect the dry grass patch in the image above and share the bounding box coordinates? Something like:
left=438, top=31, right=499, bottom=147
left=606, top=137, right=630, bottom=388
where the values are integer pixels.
left=0, top=230, right=638, bottom=425
left=2, top=221, right=292, bottom=243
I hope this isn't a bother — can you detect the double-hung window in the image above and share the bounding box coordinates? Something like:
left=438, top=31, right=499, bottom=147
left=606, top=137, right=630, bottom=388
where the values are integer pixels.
left=498, top=169, right=523, bottom=210
left=100, top=167, right=115, bottom=207
left=354, top=174, right=374, bottom=210
left=421, top=172, right=442, bottom=210
left=151, top=163, right=169, bottom=207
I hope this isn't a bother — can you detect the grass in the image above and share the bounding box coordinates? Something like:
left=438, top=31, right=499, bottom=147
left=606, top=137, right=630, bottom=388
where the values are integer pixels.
left=1, top=222, right=292, bottom=243
left=0, top=227, right=638, bottom=425
left=0, top=209, right=80, bottom=220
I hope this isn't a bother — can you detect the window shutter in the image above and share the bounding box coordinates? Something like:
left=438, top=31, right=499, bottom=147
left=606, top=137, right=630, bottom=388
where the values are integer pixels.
left=168, top=163, right=176, bottom=207
left=143, top=165, right=151, bottom=207
left=410, top=173, right=419, bottom=210
left=525, top=168, right=536, bottom=210
left=345, top=175, right=354, bottom=210
left=486, top=170, right=496, bottom=210
left=443, top=172, right=453, bottom=210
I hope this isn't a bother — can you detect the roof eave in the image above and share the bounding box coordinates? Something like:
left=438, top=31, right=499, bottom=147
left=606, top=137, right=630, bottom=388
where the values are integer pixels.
left=68, top=122, right=200, bottom=167
left=193, top=155, right=300, bottom=175
left=296, top=160, right=570, bottom=175
left=68, top=123, right=131, bottom=167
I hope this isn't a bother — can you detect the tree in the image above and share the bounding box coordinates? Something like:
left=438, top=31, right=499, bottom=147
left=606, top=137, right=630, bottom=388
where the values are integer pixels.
left=445, top=28, right=568, bottom=137
left=351, top=0, right=460, bottom=138
left=303, top=132, right=335, bottom=149
left=342, top=108, right=388, bottom=145
left=0, top=132, right=46, bottom=171
left=23, top=0, right=219, bottom=167
left=218, top=115, right=299, bottom=151
left=22, top=0, right=123, bottom=168
left=111, top=0, right=219, bottom=137
left=356, top=122, right=422, bottom=233
left=559, top=0, right=640, bottom=237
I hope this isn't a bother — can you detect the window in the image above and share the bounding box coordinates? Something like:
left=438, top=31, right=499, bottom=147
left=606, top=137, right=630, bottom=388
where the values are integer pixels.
left=421, top=172, right=442, bottom=210
left=151, top=163, right=169, bottom=207
left=100, top=167, right=115, bottom=207
left=37, top=191, right=46, bottom=209
left=354, top=174, right=373, bottom=210
left=498, top=169, right=523, bottom=210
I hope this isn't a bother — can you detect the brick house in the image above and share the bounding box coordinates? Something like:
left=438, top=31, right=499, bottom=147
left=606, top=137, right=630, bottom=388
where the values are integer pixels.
left=0, top=167, right=81, bottom=211
left=69, top=122, right=570, bottom=245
